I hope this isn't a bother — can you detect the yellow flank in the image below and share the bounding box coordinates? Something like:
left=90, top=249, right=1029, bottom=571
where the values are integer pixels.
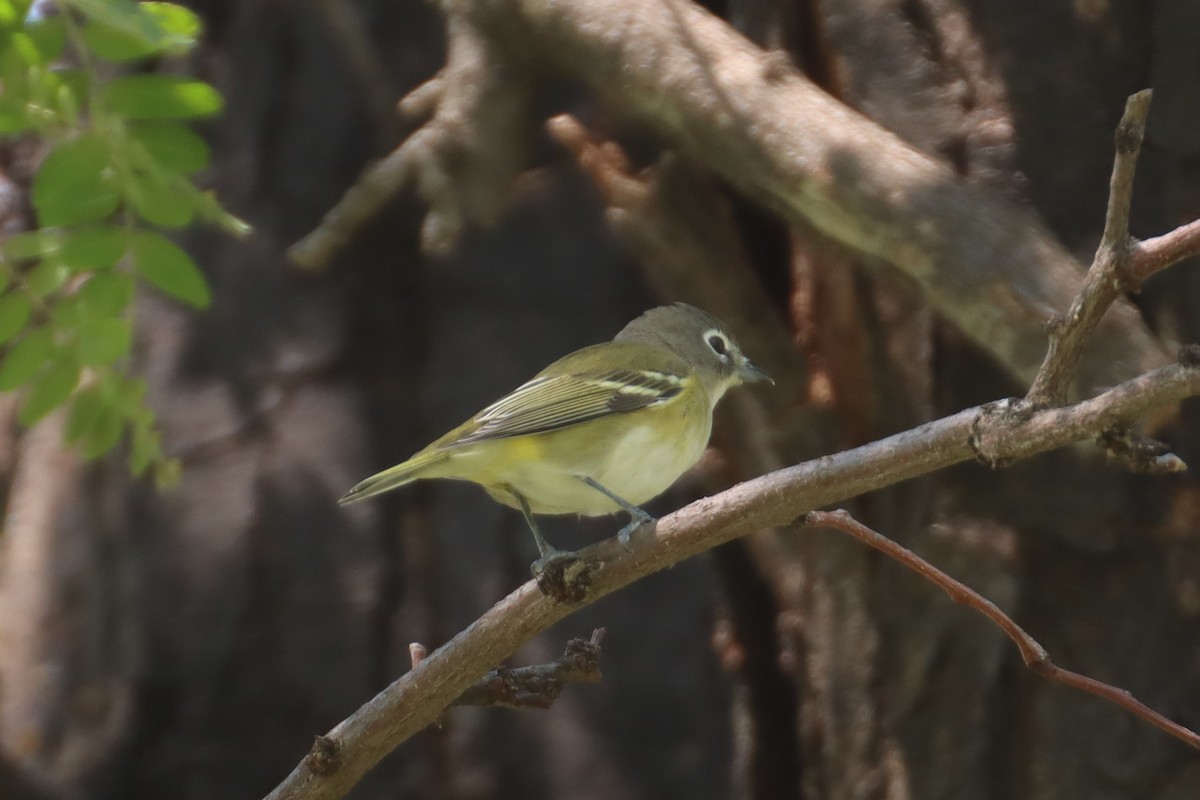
left=506, top=435, right=545, bottom=463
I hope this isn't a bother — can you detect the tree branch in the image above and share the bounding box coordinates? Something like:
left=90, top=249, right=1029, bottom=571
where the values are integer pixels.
left=1026, top=91, right=1153, bottom=407
left=453, top=629, right=605, bottom=709
left=512, top=0, right=1169, bottom=390
left=263, top=354, right=1200, bottom=800
left=803, top=510, right=1200, bottom=751
left=1131, top=218, right=1200, bottom=284
left=293, top=0, right=1167, bottom=390
left=288, top=0, right=536, bottom=267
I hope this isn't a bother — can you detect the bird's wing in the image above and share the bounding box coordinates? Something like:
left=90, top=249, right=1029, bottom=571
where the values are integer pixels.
left=450, top=345, right=690, bottom=445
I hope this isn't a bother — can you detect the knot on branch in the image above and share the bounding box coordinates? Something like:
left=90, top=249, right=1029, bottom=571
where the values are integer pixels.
left=968, top=399, right=1022, bottom=468
left=533, top=554, right=603, bottom=603
left=304, top=734, right=342, bottom=776
left=1114, top=116, right=1145, bottom=156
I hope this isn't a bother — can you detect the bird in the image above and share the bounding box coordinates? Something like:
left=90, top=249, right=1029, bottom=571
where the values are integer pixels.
left=339, top=303, right=772, bottom=560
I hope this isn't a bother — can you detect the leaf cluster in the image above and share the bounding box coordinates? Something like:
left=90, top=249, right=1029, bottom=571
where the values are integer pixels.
left=0, top=0, right=245, bottom=485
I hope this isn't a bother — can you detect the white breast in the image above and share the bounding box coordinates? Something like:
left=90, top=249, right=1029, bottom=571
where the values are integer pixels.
left=501, top=419, right=711, bottom=516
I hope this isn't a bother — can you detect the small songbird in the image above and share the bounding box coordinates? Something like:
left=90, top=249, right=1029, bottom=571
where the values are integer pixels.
left=339, top=303, right=772, bottom=559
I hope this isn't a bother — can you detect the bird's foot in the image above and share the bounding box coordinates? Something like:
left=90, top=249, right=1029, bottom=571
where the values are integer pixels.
left=617, top=511, right=658, bottom=551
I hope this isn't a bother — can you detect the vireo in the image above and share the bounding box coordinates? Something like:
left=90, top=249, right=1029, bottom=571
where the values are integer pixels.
left=339, top=303, right=771, bottom=558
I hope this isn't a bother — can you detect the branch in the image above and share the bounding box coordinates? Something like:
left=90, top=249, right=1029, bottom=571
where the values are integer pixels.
left=300, top=631, right=604, bottom=777
left=288, top=2, right=536, bottom=268
left=501, top=0, right=1166, bottom=390
left=1131, top=218, right=1200, bottom=284
left=453, top=629, right=605, bottom=709
left=293, top=0, right=1168, bottom=389
left=263, top=355, right=1200, bottom=800
left=803, top=510, right=1200, bottom=751
left=1025, top=91, right=1152, bottom=407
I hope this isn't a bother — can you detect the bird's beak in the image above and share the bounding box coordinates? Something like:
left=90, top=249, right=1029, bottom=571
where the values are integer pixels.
left=737, top=359, right=774, bottom=385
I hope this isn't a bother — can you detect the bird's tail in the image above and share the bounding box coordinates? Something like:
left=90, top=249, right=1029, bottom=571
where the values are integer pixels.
left=338, top=449, right=448, bottom=505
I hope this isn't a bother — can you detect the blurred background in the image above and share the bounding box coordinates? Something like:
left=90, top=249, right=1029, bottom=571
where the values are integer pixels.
left=2, top=1, right=1200, bottom=799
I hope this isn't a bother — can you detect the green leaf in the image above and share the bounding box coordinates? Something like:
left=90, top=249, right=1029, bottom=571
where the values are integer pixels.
left=0, top=95, right=31, bottom=133
left=69, top=0, right=164, bottom=41
left=51, top=295, right=84, bottom=328
left=127, top=171, right=195, bottom=228
left=60, top=224, right=127, bottom=270
left=130, top=230, right=209, bottom=308
left=82, top=405, right=124, bottom=458
left=118, top=376, right=148, bottom=410
left=143, top=3, right=202, bottom=39
left=130, top=420, right=160, bottom=476
left=78, top=272, right=134, bottom=317
left=19, top=357, right=79, bottom=425
left=102, top=75, right=223, bottom=120
left=66, top=383, right=107, bottom=444
left=127, top=120, right=210, bottom=173
left=52, top=70, right=89, bottom=122
left=73, top=0, right=199, bottom=59
left=0, top=1, right=21, bottom=26
left=0, top=229, right=60, bottom=261
left=195, top=191, right=252, bottom=236
left=83, top=21, right=157, bottom=62
left=32, top=134, right=120, bottom=226
left=0, top=292, right=32, bottom=343
left=25, top=17, right=65, bottom=63
left=70, top=373, right=126, bottom=458
left=3, top=32, right=43, bottom=68
left=26, top=257, right=69, bottom=296
left=75, top=317, right=132, bottom=366
left=0, top=327, right=54, bottom=390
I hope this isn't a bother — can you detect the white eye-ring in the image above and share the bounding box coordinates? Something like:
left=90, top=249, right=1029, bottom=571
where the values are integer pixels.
left=704, top=328, right=731, bottom=358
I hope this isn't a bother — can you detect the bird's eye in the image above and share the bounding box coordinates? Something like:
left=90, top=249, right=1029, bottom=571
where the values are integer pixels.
left=707, top=334, right=729, bottom=356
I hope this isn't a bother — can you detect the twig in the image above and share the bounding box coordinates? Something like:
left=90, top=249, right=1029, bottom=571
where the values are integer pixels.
left=453, top=629, right=605, bottom=709
left=288, top=134, right=424, bottom=270
left=1096, top=426, right=1187, bottom=474
left=1025, top=91, right=1152, bottom=407
left=1130, top=218, right=1200, bottom=284
left=289, top=5, right=535, bottom=269
left=804, top=510, right=1200, bottom=751
left=408, top=642, right=427, bottom=669
left=263, top=357, right=1200, bottom=800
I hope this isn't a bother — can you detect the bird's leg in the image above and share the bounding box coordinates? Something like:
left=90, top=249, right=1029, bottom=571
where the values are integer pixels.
left=514, top=490, right=597, bottom=599
left=579, top=477, right=657, bottom=549
left=514, top=491, right=558, bottom=559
